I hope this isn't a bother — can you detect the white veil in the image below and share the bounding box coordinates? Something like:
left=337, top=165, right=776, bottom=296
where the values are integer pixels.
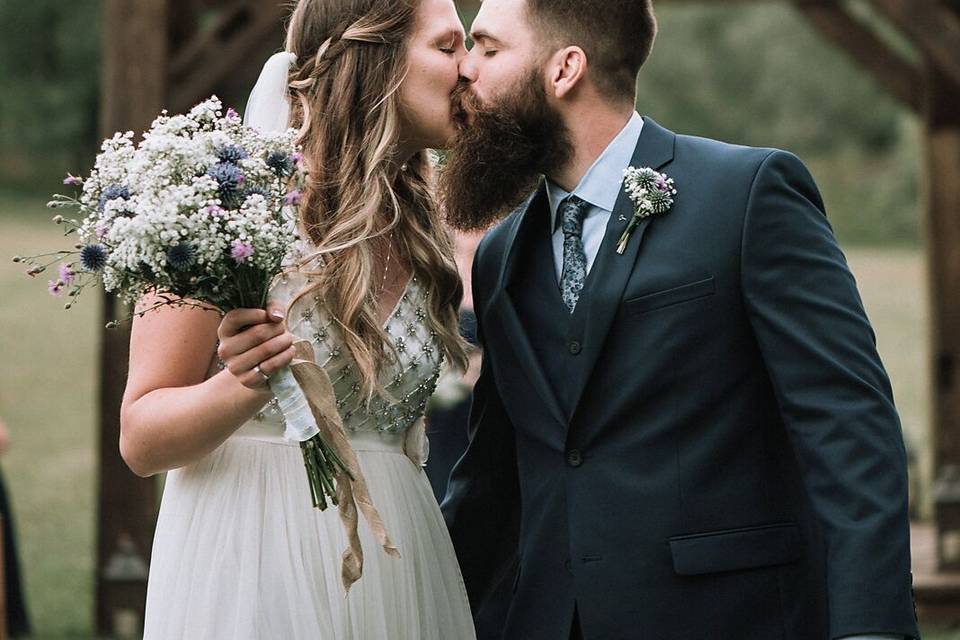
left=243, top=51, right=297, bottom=134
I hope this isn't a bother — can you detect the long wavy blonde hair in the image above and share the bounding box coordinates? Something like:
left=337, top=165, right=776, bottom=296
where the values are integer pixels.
left=283, top=0, right=467, bottom=398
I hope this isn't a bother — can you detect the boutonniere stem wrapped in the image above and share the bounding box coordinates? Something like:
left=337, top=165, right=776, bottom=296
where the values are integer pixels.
left=616, top=167, right=677, bottom=254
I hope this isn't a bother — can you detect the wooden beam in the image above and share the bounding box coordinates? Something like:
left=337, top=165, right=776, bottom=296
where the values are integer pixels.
left=791, top=0, right=922, bottom=112
left=169, top=1, right=249, bottom=79
left=97, top=0, right=166, bottom=635
left=866, top=0, right=960, bottom=90
left=923, top=60, right=960, bottom=571
left=168, top=1, right=287, bottom=113
left=926, top=60, right=960, bottom=478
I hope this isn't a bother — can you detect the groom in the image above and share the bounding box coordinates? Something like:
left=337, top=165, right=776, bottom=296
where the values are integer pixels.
left=439, top=1, right=919, bottom=639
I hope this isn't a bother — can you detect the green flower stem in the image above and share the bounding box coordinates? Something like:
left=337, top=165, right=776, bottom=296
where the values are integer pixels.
left=616, top=215, right=642, bottom=254
left=300, top=433, right=356, bottom=511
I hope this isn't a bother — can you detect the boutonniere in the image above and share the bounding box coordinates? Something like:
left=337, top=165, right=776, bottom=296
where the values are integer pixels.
left=616, top=167, right=677, bottom=254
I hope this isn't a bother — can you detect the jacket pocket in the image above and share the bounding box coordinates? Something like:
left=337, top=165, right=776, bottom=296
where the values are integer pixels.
left=668, top=522, right=801, bottom=576
left=623, top=276, right=716, bottom=315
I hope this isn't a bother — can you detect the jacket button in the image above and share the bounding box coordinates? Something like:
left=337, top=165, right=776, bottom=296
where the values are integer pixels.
left=566, top=449, right=583, bottom=467
left=568, top=340, right=582, bottom=355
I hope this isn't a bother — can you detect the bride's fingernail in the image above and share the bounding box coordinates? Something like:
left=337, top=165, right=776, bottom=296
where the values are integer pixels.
left=270, top=310, right=285, bottom=320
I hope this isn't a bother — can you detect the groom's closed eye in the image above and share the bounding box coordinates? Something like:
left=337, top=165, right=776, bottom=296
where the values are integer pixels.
left=470, top=31, right=503, bottom=55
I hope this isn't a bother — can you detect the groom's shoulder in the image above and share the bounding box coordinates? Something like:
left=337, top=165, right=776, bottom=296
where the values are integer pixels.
left=667, top=126, right=810, bottom=184
left=674, top=130, right=785, bottom=172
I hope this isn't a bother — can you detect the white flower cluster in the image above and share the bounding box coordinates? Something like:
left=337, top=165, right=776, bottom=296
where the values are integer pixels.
left=59, top=96, right=305, bottom=310
left=622, top=166, right=677, bottom=218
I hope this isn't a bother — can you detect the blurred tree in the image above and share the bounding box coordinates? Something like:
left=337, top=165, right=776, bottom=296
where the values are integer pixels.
left=638, top=4, right=904, bottom=155
left=0, top=0, right=101, bottom=188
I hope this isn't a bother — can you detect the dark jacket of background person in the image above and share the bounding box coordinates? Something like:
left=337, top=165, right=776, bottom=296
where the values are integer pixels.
left=425, top=310, right=478, bottom=503
left=0, top=417, right=31, bottom=637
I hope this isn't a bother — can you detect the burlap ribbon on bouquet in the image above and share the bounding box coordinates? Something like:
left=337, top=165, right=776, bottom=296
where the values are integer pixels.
left=288, top=340, right=401, bottom=592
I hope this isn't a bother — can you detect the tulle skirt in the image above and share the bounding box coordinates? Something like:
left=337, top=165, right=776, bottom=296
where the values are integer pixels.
left=142, top=423, right=476, bottom=640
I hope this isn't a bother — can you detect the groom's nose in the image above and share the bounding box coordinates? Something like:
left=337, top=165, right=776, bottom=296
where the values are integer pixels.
left=458, top=51, right=479, bottom=84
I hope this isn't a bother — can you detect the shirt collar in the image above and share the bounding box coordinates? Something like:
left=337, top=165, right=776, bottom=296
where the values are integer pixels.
left=547, top=111, right=644, bottom=231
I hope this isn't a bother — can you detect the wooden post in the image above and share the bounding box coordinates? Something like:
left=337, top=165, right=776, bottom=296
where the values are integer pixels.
left=925, top=60, right=960, bottom=570
left=96, top=0, right=167, bottom=635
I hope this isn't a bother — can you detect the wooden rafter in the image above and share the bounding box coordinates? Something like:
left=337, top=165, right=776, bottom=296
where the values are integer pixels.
left=866, top=0, right=960, bottom=89
left=168, top=1, right=287, bottom=113
left=170, top=1, right=250, bottom=78
left=925, top=63, right=960, bottom=483
left=791, top=0, right=922, bottom=112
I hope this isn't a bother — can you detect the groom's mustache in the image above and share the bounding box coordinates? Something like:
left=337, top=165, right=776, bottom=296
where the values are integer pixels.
left=450, top=81, right=478, bottom=129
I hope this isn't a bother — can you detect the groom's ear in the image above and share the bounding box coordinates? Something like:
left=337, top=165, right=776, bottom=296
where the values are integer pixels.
left=548, top=46, right=587, bottom=99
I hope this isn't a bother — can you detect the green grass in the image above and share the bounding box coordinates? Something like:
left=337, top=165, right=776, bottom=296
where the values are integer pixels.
left=0, top=189, right=942, bottom=637
left=1, top=190, right=99, bottom=637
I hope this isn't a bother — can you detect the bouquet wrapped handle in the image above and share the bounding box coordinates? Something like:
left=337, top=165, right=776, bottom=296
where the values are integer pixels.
left=269, top=365, right=320, bottom=442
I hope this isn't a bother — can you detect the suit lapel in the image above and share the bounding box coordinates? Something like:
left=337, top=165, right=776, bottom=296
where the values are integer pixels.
left=567, top=117, right=677, bottom=420
left=489, top=182, right=569, bottom=427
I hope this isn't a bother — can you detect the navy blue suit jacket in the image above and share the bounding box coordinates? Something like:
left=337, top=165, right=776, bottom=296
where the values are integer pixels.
left=441, top=118, right=919, bottom=640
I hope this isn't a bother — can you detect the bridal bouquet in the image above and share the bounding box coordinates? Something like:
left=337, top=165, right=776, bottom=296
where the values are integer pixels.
left=16, top=96, right=350, bottom=511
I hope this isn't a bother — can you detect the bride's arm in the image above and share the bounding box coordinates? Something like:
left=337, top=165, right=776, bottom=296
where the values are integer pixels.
left=119, top=295, right=294, bottom=477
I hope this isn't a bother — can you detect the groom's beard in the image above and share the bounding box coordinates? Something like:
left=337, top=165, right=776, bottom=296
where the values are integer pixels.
left=439, top=71, right=573, bottom=232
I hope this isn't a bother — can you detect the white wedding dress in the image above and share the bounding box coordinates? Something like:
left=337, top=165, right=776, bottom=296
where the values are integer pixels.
left=142, top=265, right=477, bottom=639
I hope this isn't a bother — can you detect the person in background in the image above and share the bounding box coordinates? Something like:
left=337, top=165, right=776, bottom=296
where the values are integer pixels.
left=0, top=416, right=31, bottom=637
left=425, top=231, right=484, bottom=502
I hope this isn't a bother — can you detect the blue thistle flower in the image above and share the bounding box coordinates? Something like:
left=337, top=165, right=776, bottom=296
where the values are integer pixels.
left=97, top=185, right=130, bottom=212
left=266, top=151, right=294, bottom=177
left=216, top=145, right=248, bottom=164
left=79, top=244, right=108, bottom=271
left=206, top=162, right=245, bottom=208
left=166, top=243, right=196, bottom=271
left=648, top=188, right=674, bottom=214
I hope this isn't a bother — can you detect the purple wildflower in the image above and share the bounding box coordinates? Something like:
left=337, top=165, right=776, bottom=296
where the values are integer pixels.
left=291, top=152, right=304, bottom=165
left=48, top=280, right=64, bottom=296
left=58, top=264, right=76, bottom=286
left=205, top=204, right=225, bottom=217
left=63, top=173, right=83, bottom=186
left=284, top=190, right=302, bottom=206
left=230, top=240, right=254, bottom=264
left=226, top=107, right=239, bottom=120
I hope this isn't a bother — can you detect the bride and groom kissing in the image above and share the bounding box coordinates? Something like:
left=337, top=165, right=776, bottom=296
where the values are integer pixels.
left=124, top=0, right=919, bottom=638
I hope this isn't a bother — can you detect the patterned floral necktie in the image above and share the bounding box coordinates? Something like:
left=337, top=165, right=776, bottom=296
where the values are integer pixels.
left=559, top=195, right=588, bottom=312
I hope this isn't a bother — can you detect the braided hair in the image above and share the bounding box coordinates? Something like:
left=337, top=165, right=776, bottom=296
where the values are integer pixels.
left=283, top=0, right=468, bottom=400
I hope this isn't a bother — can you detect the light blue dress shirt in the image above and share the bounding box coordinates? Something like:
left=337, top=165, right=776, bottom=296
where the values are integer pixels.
left=546, top=111, right=644, bottom=282
left=543, top=111, right=906, bottom=640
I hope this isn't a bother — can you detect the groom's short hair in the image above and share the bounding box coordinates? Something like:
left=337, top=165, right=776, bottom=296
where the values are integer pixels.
left=525, top=0, right=657, bottom=101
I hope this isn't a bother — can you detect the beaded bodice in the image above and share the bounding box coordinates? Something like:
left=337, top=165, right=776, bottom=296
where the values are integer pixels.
left=247, top=255, right=444, bottom=436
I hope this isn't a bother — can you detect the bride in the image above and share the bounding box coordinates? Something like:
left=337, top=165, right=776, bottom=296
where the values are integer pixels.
left=119, top=0, right=476, bottom=637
